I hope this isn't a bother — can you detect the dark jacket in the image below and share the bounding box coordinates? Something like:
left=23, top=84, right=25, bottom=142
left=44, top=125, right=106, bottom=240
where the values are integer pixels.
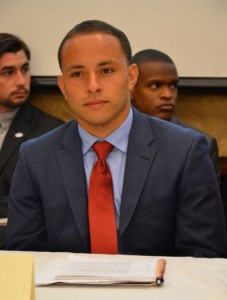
left=171, top=116, right=220, bottom=182
left=6, top=109, right=227, bottom=257
left=0, top=102, right=64, bottom=248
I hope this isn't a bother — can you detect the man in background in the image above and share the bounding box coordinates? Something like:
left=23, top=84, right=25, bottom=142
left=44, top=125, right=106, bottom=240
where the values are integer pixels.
left=0, top=33, right=64, bottom=248
left=131, top=49, right=220, bottom=182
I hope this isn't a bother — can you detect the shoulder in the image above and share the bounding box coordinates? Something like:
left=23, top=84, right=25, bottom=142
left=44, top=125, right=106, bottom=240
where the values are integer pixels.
left=27, top=104, right=64, bottom=125
left=130, top=108, right=211, bottom=161
left=17, top=103, right=64, bottom=126
left=132, top=108, right=203, bottom=141
left=21, top=120, right=77, bottom=153
left=170, top=116, right=217, bottom=147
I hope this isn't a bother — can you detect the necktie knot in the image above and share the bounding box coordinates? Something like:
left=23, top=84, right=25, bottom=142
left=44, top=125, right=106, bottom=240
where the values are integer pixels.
left=92, top=141, right=113, bottom=160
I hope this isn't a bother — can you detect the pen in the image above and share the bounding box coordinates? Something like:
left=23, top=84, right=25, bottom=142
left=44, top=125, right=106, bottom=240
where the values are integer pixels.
left=155, top=258, right=167, bottom=285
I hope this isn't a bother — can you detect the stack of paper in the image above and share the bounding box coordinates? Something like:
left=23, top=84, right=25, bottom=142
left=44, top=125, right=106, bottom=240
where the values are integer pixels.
left=36, top=254, right=166, bottom=286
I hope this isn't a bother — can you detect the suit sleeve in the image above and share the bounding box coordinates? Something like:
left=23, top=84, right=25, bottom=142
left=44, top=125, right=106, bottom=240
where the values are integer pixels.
left=6, top=142, right=49, bottom=251
left=175, top=134, right=227, bottom=258
left=207, top=136, right=220, bottom=184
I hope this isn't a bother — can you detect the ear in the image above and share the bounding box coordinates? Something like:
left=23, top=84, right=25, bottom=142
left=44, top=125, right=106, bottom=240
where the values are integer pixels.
left=58, top=75, right=67, bottom=100
left=128, top=63, right=138, bottom=91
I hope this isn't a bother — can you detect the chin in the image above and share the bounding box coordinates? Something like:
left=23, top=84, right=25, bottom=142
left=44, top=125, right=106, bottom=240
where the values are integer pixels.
left=157, top=113, right=172, bottom=121
left=9, top=99, right=27, bottom=109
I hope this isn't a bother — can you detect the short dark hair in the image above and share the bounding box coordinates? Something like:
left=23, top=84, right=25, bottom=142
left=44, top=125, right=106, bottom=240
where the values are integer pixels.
left=58, top=20, right=132, bottom=69
left=132, top=49, right=175, bottom=67
left=0, top=33, right=30, bottom=60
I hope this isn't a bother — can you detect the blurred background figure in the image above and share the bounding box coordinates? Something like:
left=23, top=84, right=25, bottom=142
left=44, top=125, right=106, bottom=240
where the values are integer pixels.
left=0, top=33, right=64, bottom=249
left=131, top=49, right=220, bottom=182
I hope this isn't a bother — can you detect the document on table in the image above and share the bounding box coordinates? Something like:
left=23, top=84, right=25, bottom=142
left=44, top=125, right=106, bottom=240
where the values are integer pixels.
left=36, top=255, right=165, bottom=286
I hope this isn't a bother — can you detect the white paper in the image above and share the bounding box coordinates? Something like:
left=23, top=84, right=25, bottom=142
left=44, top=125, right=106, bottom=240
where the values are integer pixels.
left=36, top=255, right=158, bottom=286
left=35, top=258, right=66, bottom=286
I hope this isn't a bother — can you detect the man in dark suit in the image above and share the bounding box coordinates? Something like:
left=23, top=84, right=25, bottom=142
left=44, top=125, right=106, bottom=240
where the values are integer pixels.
left=131, top=49, right=220, bottom=182
left=6, top=20, right=227, bottom=257
left=0, top=33, right=64, bottom=249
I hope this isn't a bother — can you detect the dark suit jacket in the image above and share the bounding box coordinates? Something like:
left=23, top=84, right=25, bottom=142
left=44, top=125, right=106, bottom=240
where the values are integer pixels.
left=220, top=176, right=227, bottom=231
left=171, top=116, right=220, bottom=182
left=0, top=103, right=64, bottom=248
left=6, top=109, right=227, bottom=257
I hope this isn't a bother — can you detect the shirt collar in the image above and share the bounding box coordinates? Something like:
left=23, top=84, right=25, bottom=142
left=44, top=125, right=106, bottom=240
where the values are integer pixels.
left=78, top=108, right=133, bottom=155
left=0, top=108, right=19, bottom=130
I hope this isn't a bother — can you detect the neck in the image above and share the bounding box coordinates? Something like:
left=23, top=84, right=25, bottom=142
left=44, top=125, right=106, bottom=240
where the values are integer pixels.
left=0, top=106, right=16, bottom=114
left=77, top=105, right=131, bottom=138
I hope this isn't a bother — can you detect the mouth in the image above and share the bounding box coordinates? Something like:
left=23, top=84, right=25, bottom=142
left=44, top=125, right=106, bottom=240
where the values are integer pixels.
left=159, top=104, right=175, bottom=111
left=12, top=90, right=29, bottom=98
left=85, top=99, right=108, bottom=108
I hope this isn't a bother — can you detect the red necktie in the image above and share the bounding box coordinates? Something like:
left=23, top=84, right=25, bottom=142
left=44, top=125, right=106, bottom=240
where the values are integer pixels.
left=88, top=141, right=118, bottom=254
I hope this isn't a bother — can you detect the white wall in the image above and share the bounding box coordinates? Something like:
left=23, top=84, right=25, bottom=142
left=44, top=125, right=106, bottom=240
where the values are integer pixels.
left=1, top=0, right=227, bottom=77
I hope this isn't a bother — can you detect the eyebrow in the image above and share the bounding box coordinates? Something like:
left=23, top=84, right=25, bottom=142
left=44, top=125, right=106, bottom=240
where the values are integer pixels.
left=98, top=60, right=117, bottom=67
left=147, top=78, right=179, bottom=83
left=65, top=60, right=118, bottom=72
left=0, top=62, right=29, bottom=72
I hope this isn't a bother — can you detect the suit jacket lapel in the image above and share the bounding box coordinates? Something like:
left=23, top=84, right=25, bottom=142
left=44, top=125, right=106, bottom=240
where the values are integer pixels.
left=51, top=111, right=157, bottom=249
left=0, top=104, right=33, bottom=172
left=119, top=109, right=157, bottom=236
left=56, top=121, right=90, bottom=251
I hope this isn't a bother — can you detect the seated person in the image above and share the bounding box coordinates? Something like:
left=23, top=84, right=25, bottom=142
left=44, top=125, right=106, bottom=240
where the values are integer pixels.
left=6, top=20, right=227, bottom=257
left=0, top=33, right=64, bottom=249
left=131, top=49, right=220, bottom=182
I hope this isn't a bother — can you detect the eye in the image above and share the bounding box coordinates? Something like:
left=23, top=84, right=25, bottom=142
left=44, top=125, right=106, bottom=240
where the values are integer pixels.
left=101, top=68, right=114, bottom=74
left=150, top=83, right=159, bottom=90
left=71, top=71, right=82, bottom=78
left=1, top=70, right=14, bottom=77
left=22, top=65, right=30, bottom=74
left=170, top=82, right=178, bottom=89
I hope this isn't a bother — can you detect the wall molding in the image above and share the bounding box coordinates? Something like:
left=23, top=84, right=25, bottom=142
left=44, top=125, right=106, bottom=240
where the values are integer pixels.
left=179, top=78, right=227, bottom=88
left=31, top=76, right=227, bottom=89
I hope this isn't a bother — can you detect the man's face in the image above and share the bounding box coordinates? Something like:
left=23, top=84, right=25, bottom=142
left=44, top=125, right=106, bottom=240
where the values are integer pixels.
left=0, top=50, right=30, bottom=113
left=131, top=61, right=178, bottom=121
left=58, top=33, right=138, bottom=137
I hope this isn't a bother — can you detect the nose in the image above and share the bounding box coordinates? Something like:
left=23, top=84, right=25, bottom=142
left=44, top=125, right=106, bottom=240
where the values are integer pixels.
left=87, top=73, right=102, bottom=94
left=15, top=71, right=26, bottom=86
left=160, top=86, right=174, bottom=100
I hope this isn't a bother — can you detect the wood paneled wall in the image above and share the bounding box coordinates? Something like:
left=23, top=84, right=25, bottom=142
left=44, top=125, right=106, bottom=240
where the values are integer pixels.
left=29, top=84, right=227, bottom=157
